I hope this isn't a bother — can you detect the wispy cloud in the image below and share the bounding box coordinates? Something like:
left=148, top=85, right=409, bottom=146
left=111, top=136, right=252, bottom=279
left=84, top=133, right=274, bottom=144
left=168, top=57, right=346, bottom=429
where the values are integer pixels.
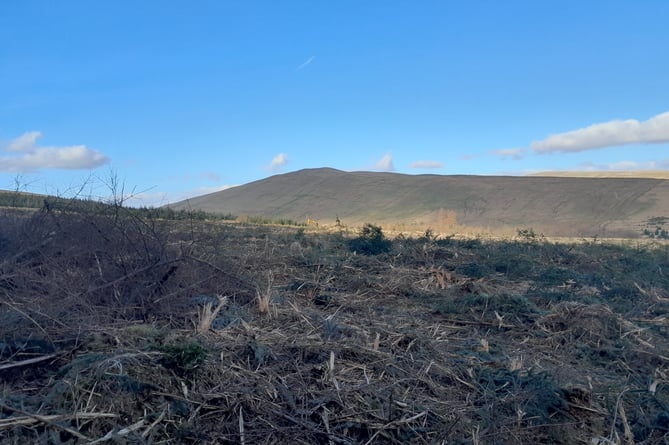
left=268, top=153, right=288, bottom=172
left=372, top=153, right=395, bottom=172
left=0, top=131, right=110, bottom=172
left=459, top=153, right=478, bottom=161
left=296, top=56, right=315, bottom=71
left=580, top=159, right=669, bottom=171
left=193, top=184, right=239, bottom=195
left=409, top=160, right=444, bottom=169
left=199, top=171, right=222, bottom=182
left=492, top=148, right=525, bottom=160
left=532, top=111, right=669, bottom=153
left=126, top=184, right=240, bottom=207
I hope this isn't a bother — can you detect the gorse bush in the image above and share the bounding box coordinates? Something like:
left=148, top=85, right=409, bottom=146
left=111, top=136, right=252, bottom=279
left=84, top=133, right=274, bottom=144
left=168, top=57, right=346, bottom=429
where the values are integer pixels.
left=642, top=226, right=669, bottom=239
left=246, top=215, right=305, bottom=226
left=160, top=341, right=208, bottom=377
left=516, top=227, right=543, bottom=241
left=348, top=223, right=392, bottom=255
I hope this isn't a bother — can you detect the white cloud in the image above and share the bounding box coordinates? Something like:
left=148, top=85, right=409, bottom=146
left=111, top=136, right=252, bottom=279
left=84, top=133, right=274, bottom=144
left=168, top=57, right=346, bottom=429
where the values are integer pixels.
left=532, top=111, right=669, bottom=153
left=296, top=56, right=315, bottom=71
left=372, top=153, right=395, bottom=171
left=268, top=153, right=288, bottom=172
left=0, top=131, right=110, bottom=172
left=409, top=160, right=444, bottom=169
left=580, top=159, right=669, bottom=171
left=6, top=131, right=41, bottom=152
left=492, top=148, right=525, bottom=160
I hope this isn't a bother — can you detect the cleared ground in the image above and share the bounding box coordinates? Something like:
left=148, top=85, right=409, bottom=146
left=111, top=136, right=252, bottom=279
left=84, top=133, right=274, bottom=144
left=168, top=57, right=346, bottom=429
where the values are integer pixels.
left=1, top=205, right=669, bottom=444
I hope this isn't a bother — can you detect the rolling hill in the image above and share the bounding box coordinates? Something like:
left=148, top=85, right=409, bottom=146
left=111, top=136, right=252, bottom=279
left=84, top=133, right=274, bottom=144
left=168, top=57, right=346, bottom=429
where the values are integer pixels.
left=167, top=168, right=669, bottom=238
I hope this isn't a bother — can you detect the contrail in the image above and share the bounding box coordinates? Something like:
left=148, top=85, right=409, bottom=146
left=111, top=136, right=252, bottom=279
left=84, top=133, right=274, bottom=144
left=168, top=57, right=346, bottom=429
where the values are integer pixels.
left=296, top=56, right=315, bottom=71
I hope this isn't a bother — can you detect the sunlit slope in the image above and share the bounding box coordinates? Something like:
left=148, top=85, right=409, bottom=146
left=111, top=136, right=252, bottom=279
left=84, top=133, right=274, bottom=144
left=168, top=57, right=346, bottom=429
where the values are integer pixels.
left=168, top=168, right=669, bottom=237
left=530, top=171, right=669, bottom=179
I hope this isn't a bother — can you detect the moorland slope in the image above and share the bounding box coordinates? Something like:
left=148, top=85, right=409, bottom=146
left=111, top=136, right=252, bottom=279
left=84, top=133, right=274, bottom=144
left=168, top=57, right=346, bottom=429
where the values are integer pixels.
left=169, top=168, right=669, bottom=237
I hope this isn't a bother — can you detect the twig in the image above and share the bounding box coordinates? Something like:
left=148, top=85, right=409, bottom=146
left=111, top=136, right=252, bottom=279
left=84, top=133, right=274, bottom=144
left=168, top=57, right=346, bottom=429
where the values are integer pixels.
left=86, top=419, right=145, bottom=444
left=363, top=412, right=428, bottom=445
left=85, top=258, right=183, bottom=294
left=567, top=402, right=607, bottom=415
left=439, top=317, right=514, bottom=328
left=618, top=402, right=634, bottom=445
left=0, top=412, right=117, bottom=430
left=321, top=407, right=334, bottom=445
left=608, top=388, right=629, bottom=443
left=277, top=412, right=355, bottom=445
left=186, top=255, right=254, bottom=288
left=0, top=402, right=116, bottom=439
left=239, top=406, right=245, bottom=445
left=0, top=296, right=58, bottom=339
left=0, top=352, right=61, bottom=371
left=141, top=409, right=166, bottom=438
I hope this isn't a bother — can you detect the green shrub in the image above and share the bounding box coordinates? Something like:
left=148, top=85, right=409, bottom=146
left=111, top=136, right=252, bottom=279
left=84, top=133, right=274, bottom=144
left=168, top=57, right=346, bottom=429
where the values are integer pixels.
left=348, top=223, right=392, bottom=255
left=517, top=227, right=543, bottom=241
left=160, top=341, right=207, bottom=376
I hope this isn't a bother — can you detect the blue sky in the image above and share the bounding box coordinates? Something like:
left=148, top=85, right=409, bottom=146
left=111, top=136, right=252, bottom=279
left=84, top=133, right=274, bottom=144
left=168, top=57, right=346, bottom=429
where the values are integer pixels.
left=1, top=1, right=668, bottom=206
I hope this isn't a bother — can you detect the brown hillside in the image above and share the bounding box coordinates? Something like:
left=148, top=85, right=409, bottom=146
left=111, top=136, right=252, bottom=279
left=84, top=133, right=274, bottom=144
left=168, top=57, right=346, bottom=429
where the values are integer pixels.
left=168, top=168, right=669, bottom=238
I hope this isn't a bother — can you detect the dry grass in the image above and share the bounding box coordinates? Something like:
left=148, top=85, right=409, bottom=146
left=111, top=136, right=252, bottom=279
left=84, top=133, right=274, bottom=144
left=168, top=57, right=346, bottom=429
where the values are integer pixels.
left=255, top=270, right=273, bottom=315
left=196, top=295, right=228, bottom=334
left=1, top=208, right=669, bottom=444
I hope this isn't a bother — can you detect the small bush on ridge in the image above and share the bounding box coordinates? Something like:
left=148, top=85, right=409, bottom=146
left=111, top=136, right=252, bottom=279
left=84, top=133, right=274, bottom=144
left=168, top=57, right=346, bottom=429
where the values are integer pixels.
left=348, top=223, right=392, bottom=255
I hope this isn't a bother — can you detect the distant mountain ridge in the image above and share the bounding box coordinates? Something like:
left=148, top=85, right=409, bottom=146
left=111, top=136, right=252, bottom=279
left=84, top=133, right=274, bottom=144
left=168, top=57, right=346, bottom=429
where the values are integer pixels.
left=168, top=168, right=669, bottom=238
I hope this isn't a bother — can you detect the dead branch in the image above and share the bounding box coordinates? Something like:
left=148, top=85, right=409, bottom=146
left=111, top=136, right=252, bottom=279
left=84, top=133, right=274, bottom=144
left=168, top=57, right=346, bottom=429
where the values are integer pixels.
left=0, top=352, right=62, bottom=371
